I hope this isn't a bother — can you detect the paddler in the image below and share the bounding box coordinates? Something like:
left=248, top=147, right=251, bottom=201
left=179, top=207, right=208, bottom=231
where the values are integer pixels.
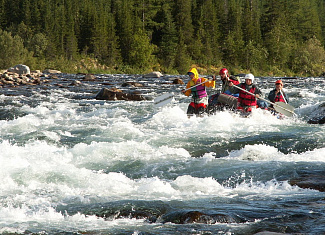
left=268, top=80, right=289, bottom=112
left=228, top=73, right=263, bottom=112
left=218, top=68, right=240, bottom=97
left=208, top=68, right=240, bottom=112
left=182, top=68, right=216, bottom=117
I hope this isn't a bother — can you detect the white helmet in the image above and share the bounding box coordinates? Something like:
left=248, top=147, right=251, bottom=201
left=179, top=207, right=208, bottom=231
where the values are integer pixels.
left=245, top=73, right=254, bottom=83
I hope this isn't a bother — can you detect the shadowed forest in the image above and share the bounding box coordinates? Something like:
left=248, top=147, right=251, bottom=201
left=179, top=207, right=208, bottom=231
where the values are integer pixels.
left=1, top=0, right=325, bottom=76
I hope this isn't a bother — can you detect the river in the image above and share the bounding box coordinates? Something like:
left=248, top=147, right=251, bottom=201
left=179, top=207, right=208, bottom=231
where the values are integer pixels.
left=0, top=73, right=324, bottom=234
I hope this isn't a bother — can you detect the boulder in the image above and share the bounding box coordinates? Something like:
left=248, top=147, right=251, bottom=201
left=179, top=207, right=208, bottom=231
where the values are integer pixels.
left=143, top=71, right=163, bottom=78
left=121, top=82, right=143, bottom=87
left=307, top=102, right=325, bottom=124
left=308, top=116, right=325, bottom=124
left=289, top=172, right=325, bottom=192
left=8, top=64, right=30, bottom=75
left=161, top=210, right=247, bottom=224
left=172, top=78, right=184, bottom=84
left=95, top=87, right=147, bottom=101
left=83, top=74, right=96, bottom=81
left=43, top=69, right=62, bottom=74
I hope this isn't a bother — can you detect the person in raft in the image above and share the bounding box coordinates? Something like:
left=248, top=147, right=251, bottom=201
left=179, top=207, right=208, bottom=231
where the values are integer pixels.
left=228, top=73, right=262, bottom=112
left=218, top=68, right=240, bottom=97
left=268, top=80, right=289, bottom=112
left=182, top=68, right=216, bottom=116
left=208, top=68, right=240, bottom=112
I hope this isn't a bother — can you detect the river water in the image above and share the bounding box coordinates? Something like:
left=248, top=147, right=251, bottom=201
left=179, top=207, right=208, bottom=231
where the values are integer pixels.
left=0, top=73, right=324, bottom=234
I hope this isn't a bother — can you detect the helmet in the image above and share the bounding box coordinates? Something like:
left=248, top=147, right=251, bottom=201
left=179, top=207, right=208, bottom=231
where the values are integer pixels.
left=245, top=73, right=254, bottom=83
left=219, top=68, right=229, bottom=76
left=275, top=80, right=283, bottom=85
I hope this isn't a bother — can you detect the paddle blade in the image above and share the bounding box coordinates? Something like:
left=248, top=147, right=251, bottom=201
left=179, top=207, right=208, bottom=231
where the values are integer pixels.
left=154, top=93, right=174, bottom=107
left=274, top=102, right=295, bottom=117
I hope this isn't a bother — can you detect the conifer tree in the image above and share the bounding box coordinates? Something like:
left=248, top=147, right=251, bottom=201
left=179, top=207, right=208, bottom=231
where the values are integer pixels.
left=221, top=0, right=245, bottom=68
left=288, top=0, right=322, bottom=42
left=0, top=0, right=5, bottom=28
left=113, top=0, right=134, bottom=66
left=241, top=0, right=261, bottom=45
left=156, top=2, right=178, bottom=71
left=174, top=0, right=194, bottom=62
left=194, top=0, right=220, bottom=65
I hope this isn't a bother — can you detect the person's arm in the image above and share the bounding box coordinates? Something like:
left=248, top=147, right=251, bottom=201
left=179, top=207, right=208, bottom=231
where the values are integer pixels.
left=268, top=90, right=275, bottom=102
left=229, top=76, right=240, bottom=85
left=255, top=86, right=262, bottom=95
left=228, top=81, right=239, bottom=93
left=203, top=77, right=216, bottom=88
left=182, top=81, right=194, bottom=96
left=254, top=86, right=262, bottom=98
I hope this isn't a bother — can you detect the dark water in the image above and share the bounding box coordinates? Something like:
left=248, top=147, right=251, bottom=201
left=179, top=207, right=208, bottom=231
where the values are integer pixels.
left=0, top=73, right=324, bottom=234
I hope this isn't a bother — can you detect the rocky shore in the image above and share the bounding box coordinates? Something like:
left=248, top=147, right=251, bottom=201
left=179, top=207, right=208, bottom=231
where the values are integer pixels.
left=0, top=64, right=185, bottom=101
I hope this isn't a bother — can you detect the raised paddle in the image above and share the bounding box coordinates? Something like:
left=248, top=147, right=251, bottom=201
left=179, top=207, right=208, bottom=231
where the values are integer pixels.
left=154, top=77, right=214, bottom=107
left=279, top=89, right=288, bottom=104
left=231, top=83, right=295, bottom=117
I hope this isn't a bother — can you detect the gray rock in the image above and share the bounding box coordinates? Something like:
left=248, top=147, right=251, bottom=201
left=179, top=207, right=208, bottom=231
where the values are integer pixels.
left=8, top=64, right=30, bottom=75
left=143, top=71, right=163, bottom=78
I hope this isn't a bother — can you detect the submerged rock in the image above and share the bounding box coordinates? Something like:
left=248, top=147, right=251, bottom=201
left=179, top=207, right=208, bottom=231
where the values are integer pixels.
left=308, top=116, right=325, bottom=124
left=172, top=78, right=184, bottom=84
left=289, top=172, right=325, bottom=192
left=160, top=210, right=247, bottom=224
left=95, top=87, right=147, bottom=101
left=307, top=102, right=325, bottom=124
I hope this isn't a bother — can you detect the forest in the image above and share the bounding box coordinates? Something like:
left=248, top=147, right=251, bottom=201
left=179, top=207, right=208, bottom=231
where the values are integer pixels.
left=0, top=0, right=325, bottom=76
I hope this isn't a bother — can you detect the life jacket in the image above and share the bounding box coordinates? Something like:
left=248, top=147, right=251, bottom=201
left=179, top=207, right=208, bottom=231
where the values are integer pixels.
left=229, top=78, right=240, bottom=86
left=238, top=83, right=257, bottom=106
left=274, top=92, right=286, bottom=103
left=191, top=78, right=207, bottom=99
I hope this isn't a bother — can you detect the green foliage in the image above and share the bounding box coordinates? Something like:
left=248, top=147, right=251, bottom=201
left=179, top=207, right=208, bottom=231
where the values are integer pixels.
left=128, top=30, right=156, bottom=70
left=27, top=33, right=49, bottom=57
left=292, top=37, right=325, bottom=76
left=0, top=29, right=31, bottom=68
left=242, top=40, right=268, bottom=71
left=0, top=0, right=324, bottom=76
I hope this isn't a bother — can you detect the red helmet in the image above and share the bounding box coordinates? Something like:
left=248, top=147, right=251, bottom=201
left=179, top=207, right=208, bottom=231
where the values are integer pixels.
left=219, top=68, right=229, bottom=77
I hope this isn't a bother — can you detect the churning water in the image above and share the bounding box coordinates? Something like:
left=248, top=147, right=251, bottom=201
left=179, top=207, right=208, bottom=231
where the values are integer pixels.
left=0, top=73, right=324, bottom=234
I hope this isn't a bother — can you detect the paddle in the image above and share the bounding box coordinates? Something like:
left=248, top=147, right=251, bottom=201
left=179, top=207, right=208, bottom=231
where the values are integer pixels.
left=231, top=83, right=295, bottom=117
left=154, top=77, right=214, bottom=107
left=279, top=89, right=288, bottom=104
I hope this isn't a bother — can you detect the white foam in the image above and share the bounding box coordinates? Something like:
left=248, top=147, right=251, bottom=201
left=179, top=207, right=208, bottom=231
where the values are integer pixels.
left=227, top=144, right=325, bottom=162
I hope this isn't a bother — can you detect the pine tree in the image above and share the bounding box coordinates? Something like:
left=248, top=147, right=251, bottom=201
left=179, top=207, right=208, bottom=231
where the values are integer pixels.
left=156, top=2, right=178, bottom=71
left=241, top=0, right=261, bottom=45
left=113, top=0, right=134, bottom=66
left=221, top=0, right=245, bottom=68
left=288, top=0, right=322, bottom=42
left=0, top=0, right=5, bottom=28
left=174, top=0, right=194, bottom=61
left=194, top=0, right=221, bottom=65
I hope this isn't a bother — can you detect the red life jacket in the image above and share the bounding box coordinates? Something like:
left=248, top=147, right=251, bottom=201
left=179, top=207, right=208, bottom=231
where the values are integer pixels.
left=274, top=93, right=286, bottom=103
left=238, top=84, right=257, bottom=106
left=229, top=78, right=239, bottom=86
